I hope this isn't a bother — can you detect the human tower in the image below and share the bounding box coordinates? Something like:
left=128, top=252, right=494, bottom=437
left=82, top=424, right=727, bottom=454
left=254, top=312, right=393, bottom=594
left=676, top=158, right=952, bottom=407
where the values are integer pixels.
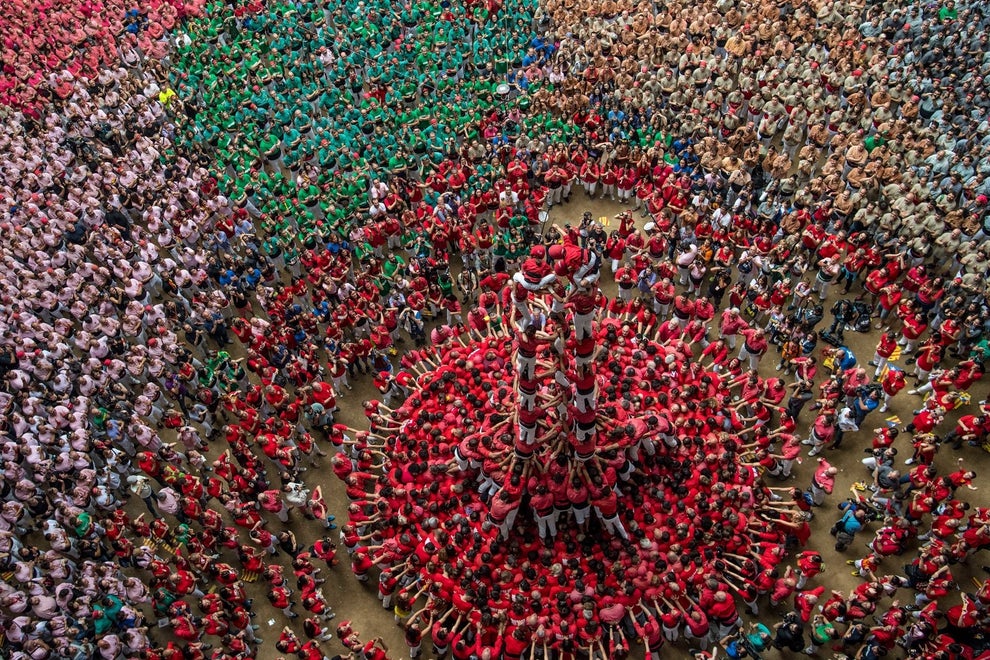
left=338, top=234, right=795, bottom=656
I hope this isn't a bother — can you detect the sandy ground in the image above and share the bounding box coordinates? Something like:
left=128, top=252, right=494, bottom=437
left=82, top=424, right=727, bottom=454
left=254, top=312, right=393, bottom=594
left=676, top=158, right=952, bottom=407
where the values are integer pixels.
left=132, top=187, right=990, bottom=660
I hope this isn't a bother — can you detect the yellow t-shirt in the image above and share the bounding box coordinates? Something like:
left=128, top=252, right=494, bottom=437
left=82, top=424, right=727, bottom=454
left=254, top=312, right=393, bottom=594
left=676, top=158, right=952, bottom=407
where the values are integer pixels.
left=159, top=88, right=177, bottom=105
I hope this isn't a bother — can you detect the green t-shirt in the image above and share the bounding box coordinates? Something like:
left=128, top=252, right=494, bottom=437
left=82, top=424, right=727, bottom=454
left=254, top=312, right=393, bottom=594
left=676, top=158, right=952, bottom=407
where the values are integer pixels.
left=383, top=256, right=405, bottom=278
left=74, top=512, right=93, bottom=537
left=811, top=620, right=836, bottom=645
left=864, top=134, right=887, bottom=153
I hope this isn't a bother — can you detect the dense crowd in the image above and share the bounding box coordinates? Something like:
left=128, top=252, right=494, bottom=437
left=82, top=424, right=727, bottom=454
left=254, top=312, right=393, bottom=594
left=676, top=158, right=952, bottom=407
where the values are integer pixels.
left=1, top=0, right=990, bottom=659
left=0, top=0, right=205, bottom=115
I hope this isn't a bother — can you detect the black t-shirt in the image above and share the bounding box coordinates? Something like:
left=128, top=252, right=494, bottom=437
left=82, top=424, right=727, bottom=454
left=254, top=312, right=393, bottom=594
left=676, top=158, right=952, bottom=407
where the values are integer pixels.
left=776, top=621, right=804, bottom=650
left=185, top=327, right=203, bottom=345
left=860, top=641, right=884, bottom=660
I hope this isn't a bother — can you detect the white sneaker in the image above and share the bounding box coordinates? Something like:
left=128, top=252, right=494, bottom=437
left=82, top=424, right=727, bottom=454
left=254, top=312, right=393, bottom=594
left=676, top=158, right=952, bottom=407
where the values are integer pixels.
left=905, top=458, right=914, bottom=465
left=907, top=389, right=917, bottom=395
left=879, top=405, right=888, bottom=412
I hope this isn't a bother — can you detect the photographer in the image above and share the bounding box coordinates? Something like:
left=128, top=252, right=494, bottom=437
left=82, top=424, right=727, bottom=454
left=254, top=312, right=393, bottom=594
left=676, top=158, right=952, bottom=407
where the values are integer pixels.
left=722, top=622, right=773, bottom=659
left=850, top=386, right=882, bottom=430
left=795, top=303, right=824, bottom=333
left=771, top=611, right=805, bottom=653
left=826, top=298, right=856, bottom=343
left=578, top=211, right=594, bottom=247
left=585, top=220, right=607, bottom=251
left=804, top=614, right=838, bottom=656
left=830, top=499, right=867, bottom=551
